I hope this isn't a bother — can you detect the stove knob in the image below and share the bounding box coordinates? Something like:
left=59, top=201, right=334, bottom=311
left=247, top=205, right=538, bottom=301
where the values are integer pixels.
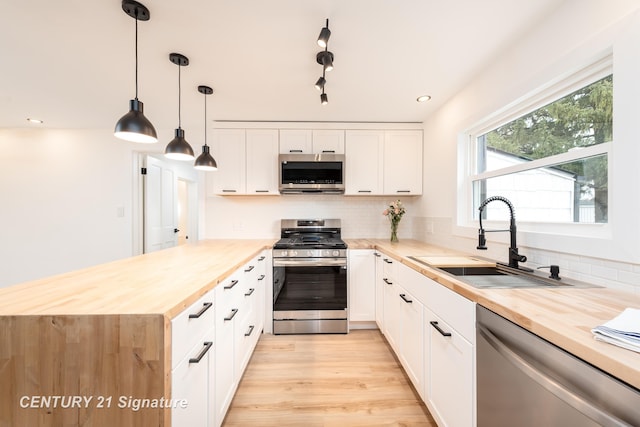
left=332, top=250, right=340, bottom=257
left=307, top=250, right=313, bottom=257
left=291, top=250, right=298, bottom=257
left=281, top=251, right=288, bottom=257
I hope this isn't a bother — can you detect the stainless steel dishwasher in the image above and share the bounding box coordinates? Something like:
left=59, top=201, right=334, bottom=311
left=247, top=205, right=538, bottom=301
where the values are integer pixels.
left=477, top=305, right=640, bottom=426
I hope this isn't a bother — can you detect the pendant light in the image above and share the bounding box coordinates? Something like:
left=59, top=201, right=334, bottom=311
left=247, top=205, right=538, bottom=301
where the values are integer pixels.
left=194, top=85, right=218, bottom=171
left=165, top=53, right=195, bottom=161
left=317, top=19, right=331, bottom=48
left=314, top=18, right=334, bottom=105
left=114, top=0, right=157, bottom=143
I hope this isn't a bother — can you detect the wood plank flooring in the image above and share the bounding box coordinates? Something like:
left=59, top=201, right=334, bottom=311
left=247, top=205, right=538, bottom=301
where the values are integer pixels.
left=223, top=329, right=437, bottom=426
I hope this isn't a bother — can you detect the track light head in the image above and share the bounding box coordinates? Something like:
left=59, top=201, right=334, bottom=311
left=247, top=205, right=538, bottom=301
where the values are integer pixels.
left=316, top=51, right=334, bottom=72
left=317, top=20, right=331, bottom=48
left=320, top=93, right=328, bottom=105
left=314, top=76, right=326, bottom=91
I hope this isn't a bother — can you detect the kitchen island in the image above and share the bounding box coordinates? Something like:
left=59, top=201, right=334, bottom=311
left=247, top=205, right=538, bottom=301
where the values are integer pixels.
left=1, top=238, right=639, bottom=426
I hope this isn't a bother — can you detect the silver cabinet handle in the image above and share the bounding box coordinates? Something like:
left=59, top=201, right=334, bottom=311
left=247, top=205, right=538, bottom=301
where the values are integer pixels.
left=188, top=302, right=213, bottom=319
left=189, top=342, right=213, bottom=364
left=430, top=321, right=451, bottom=337
left=478, top=325, right=630, bottom=427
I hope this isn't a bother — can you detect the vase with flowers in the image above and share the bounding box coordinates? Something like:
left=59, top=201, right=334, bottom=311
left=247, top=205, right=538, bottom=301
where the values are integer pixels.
left=383, top=200, right=406, bottom=243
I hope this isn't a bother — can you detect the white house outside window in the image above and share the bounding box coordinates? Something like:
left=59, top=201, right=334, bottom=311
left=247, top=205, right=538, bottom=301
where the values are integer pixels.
left=467, top=69, right=612, bottom=227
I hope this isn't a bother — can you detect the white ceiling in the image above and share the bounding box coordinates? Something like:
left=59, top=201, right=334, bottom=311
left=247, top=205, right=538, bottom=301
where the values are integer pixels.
left=1, top=0, right=565, bottom=133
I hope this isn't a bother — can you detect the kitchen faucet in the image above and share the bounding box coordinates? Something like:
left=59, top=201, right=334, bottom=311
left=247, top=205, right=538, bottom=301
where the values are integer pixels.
left=476, top=196, right=529, bottom=270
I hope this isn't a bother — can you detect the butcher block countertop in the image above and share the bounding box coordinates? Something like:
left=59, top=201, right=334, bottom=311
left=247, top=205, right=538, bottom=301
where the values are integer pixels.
left=347, top=239, right=640, bottom=390
left=0, top=239, right=275, bottom=319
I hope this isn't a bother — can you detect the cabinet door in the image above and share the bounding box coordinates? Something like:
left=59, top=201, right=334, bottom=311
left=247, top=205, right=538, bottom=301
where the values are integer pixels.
left=383, top=130, right=423, bottom=195
left=426, top=309, right=474, bottom=427
left=172, top=329, right=214, bottom=427
left=345, top=130, right=384, bottom=195
left=374, top=252, right=384, bottom=328
left=398, top=288, right=424, bottom=399
left=246, top=130, right=279, bottom=194
left=312, top=130, right=345, bottom=154
left=209, top=129, right=246, bottom=195
left=348, top=249, right=376, bottom=322
left=279, top=129, right=312, bottom=153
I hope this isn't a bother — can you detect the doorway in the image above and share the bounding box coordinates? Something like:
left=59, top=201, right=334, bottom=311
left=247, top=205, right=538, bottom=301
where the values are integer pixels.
left=133, top=153, right=199, bottom=255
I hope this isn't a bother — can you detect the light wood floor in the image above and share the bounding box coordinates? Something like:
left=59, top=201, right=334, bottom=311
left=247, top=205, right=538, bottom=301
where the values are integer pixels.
left=223, top=329, right=437, bottom=426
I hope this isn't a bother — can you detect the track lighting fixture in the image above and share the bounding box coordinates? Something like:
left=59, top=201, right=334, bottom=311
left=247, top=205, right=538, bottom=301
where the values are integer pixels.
left=317, top=19, right=331, bottom=48
left=165, top=53, right=195, bottom=161
left=194, top=85, right=218, bottom=171
left=314, top=18, right=334, bottom=104
left=114, top=0, right=157, bottom=144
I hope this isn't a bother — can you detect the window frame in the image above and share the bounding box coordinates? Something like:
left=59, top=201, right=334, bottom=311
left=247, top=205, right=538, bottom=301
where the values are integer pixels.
left=456, top=55, right=619, bottom=251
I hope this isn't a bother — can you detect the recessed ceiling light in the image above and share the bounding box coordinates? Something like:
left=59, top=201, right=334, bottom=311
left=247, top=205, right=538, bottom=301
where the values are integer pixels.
left=416, top=95, right=432, bottom=103
left=27, top=118, right=44, bottom=124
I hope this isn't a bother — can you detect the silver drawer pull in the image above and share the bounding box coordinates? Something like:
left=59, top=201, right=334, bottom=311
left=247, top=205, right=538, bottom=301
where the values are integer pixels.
left=188, top=302, right=213, bottom=319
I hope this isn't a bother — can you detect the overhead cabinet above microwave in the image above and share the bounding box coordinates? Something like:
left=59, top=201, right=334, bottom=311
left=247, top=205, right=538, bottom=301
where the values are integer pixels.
left=279, top=129, right=345, bottom=154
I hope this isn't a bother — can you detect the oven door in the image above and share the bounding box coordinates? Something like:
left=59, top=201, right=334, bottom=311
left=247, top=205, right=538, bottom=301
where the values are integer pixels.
left=272, top=257, right=348, bottom=334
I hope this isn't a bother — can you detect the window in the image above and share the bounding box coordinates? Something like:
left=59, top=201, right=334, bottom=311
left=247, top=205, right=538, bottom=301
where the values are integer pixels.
left=469, top=73, right=612, bottom=225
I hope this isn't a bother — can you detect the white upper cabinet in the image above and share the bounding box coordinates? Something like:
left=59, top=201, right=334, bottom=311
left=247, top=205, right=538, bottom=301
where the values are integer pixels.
left=209, top=129, right=246, bottom=195
left=345, top=130, right=384, bottom=195
left=279, top=129, right=345, bottom=154
left=208, top=129, right=279, bottom=196
left=246, top=129, right=279, bottom=194
left=345, top=129, right=423, bottom=196
left=279, top=130, right=313, bottom=154
left=312, top=130, right=345, bottom=154
left=383, top=130, right=423, bottom=195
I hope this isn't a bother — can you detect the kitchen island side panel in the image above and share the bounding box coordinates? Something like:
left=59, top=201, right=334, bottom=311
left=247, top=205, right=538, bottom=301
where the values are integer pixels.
left=0, top=314, right=168, bottom=427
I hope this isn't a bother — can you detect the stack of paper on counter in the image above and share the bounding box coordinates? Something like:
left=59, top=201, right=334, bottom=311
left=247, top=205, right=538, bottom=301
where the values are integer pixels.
left=592, top=308, right=640, bottom=353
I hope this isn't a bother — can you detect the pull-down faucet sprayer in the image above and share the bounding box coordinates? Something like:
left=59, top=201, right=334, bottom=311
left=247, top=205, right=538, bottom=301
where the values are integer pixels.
left=477, top=196, right=528, bottom=270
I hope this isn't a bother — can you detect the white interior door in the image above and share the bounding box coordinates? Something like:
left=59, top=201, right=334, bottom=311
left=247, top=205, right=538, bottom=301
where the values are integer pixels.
left=144, top=156, right=178, bottom=253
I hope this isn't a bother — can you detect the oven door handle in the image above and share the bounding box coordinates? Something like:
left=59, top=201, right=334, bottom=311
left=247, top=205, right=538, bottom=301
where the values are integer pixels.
left=273, top=258, right=347, bottom=267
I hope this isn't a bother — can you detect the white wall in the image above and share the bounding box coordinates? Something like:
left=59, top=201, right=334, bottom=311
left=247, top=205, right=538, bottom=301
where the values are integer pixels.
left=0, top=129, right=136, bottom=287
left=417, top=1, right=640, bottom=294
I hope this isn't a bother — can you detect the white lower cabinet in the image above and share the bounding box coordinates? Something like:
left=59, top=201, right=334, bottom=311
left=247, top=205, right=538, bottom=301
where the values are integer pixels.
left=214, top=251, right=267, bottom=426
left=171, top=289, right=216, bottom=426
left=374, top=252, right=384, bottom=328
left=348, top=249, right=376, bottom=323
left=426, top=308, right=474, bottom=427
left=377, top=254, right=476, bottom=427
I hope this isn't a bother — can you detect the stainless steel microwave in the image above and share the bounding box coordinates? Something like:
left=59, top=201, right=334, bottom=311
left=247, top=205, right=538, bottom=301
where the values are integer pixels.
left=279, top=154, right=345, bottom=194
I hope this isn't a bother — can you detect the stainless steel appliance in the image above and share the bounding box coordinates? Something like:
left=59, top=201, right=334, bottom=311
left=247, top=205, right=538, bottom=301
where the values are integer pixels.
left=477, top=305, right=640, bottom=426
left=278, top=154, right=345, bottom=194
left=272, top=219, right=348, bottom=334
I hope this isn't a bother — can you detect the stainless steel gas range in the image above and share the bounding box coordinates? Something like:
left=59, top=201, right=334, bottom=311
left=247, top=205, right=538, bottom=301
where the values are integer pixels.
left=272, top=219, right=348, bottom=334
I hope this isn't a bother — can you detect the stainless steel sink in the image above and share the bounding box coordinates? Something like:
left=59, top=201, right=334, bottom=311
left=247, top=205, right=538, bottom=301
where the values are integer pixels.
left=409, top=257, right=596, bottom=289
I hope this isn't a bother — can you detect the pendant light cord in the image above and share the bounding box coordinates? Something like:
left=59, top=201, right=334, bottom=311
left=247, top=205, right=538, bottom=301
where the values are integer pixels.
left=203, top=91, right=208, bottom=146
left=178, top=63, right=182, bottom=128
left=134, top=10, right=139, bottom=100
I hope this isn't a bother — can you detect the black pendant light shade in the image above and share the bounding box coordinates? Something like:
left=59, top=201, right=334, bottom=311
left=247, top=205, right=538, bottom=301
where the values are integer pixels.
left=114, top=0, right=157, bottom=144
left=165, top=128, right=195, bottom=161
left=165, top=53, right=195, bottom=161
left=314, top=76, right=326, bottom=91
left=320, top=92, right=328, bottom=105
left=194, top=85, right=217, bottom=171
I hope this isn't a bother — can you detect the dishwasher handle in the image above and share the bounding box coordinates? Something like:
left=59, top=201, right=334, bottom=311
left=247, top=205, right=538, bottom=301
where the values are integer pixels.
left=478, top=325, right=632, bottom=427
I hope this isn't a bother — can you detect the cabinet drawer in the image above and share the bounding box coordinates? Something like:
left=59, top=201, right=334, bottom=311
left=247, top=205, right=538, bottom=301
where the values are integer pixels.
left=424, top=277, right=475, bottom=343
left=172, top=289, right=215, bottom=370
